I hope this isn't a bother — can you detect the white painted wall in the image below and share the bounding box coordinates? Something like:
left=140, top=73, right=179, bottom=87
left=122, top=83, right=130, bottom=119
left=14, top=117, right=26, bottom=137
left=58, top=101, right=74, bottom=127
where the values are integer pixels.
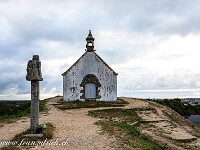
left=63, top=51, right=117, bottom=101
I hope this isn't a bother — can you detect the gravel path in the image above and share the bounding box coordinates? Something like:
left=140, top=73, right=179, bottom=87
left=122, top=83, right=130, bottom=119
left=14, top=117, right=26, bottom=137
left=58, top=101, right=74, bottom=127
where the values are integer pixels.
left=38, top=104, right=120, bottom=149
left=0, top=97, right=199, bottom=150
left=0, top=117, right=30, bottom=148
left=0, top=97, right=121, bottom=150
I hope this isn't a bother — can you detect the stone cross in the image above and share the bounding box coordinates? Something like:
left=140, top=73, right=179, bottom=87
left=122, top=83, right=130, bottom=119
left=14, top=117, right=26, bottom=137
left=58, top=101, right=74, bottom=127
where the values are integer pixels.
left=26, top=55, right=43, bottom=134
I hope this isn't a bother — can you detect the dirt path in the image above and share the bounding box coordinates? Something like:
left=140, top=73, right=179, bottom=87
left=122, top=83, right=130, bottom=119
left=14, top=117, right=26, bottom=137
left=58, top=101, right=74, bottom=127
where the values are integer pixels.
left=0, top=97, right=200, bottom=150
left=37, top=97, right=149, bottom=149
left=0, top=97, right=120, bottom=150
left=0, top=117, right=30, bottom=148
left=38, top=98, right=120, bottom=150
left=0, top=97, right=150, bottom=150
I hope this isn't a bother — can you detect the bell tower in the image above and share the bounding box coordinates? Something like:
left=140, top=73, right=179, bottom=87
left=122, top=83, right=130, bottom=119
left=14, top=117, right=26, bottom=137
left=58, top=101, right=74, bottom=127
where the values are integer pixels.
left=86, top=30, right=95, bottom=52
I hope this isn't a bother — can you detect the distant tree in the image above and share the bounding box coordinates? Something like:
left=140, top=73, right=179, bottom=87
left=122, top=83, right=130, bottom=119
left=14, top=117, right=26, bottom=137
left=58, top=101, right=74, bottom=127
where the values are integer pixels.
left=155, top=99, right=200, bottom=117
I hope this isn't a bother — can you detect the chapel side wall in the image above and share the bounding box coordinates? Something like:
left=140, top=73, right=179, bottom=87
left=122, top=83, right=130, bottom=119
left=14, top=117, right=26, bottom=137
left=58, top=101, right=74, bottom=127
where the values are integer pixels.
left=96, top=57, right=117, bottom=101
left=63, top=52, right=117, bottom=101
left=63, top=65, right=81, bottom=101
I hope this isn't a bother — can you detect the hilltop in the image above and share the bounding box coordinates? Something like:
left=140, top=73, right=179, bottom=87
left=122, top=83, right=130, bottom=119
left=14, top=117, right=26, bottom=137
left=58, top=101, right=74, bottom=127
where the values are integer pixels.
left=0, top=97, right=199, bottom=150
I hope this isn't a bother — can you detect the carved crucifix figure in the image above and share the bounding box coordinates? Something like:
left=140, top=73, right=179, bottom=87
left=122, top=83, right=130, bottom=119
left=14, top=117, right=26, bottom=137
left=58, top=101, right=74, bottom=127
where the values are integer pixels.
left=26, top=55, right=43, bottom=134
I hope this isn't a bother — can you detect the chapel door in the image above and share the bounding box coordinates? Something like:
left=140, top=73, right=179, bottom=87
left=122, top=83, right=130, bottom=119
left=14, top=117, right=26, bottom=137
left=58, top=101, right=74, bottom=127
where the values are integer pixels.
left=85, top=83, right=96, bottom=99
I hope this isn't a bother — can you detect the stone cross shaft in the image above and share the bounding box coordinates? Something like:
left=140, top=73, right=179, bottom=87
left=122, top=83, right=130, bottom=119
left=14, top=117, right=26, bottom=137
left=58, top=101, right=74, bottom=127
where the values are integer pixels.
left=31, top=81, right=39, bottom=133
left=26, top=55, right=43, bottom=134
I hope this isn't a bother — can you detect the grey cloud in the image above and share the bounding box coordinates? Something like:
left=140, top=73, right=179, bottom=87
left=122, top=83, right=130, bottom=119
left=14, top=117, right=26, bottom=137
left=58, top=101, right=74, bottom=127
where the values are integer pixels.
left=2, top=0, right=199, bottom=45
left=121, top=70, right=200, bottom=91
left=0, top=60, right=28, bottom=94
left=118, top=89, right=200, bottom=99
left=0, top=0, right=200, bottom=99
left=97, top=0, right=200, bottom=35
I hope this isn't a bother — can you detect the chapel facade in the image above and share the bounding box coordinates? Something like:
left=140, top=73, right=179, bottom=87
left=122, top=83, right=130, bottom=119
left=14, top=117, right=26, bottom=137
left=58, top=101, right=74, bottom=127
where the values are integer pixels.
left=62, top=31, right=118, bottom=101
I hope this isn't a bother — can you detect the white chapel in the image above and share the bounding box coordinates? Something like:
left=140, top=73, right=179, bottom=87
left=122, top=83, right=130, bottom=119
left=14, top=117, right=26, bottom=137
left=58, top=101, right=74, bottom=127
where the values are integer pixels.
left=62, top=30, right=118, bottom=101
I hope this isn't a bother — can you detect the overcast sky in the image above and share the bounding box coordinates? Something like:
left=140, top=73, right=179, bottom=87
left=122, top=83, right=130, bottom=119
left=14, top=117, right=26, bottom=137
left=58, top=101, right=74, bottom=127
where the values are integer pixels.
left=0, top=0, right=200, bottom=100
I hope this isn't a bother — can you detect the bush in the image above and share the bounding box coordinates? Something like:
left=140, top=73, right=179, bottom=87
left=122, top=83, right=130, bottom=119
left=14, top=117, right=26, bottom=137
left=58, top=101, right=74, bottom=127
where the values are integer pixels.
left=156, top=99, right=200, bottom=117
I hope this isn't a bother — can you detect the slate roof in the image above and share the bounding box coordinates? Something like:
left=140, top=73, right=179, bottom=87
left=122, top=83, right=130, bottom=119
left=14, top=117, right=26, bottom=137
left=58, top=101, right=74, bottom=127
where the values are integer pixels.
left=188, top=115, right=200, bottom=124
left=62, top=51, right=118, bottom=76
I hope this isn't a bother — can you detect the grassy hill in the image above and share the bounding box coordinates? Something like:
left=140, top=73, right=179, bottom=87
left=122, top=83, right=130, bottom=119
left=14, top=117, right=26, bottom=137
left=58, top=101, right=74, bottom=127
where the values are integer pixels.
left=152, top=98, right=200, bottom=117
left=0, top=97, right=200, bottom=150
left=0, top=100, right=47, bottom=121
left=0, top=101, right=30, bottom=121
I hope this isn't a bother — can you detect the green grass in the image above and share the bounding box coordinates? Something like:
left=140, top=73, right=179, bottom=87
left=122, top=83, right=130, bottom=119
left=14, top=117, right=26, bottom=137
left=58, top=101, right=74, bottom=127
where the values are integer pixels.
left=0, top=102, right=30, bottom=122
left=0, top=99, right=48, bottom=122
left=39, top=99, right=48, bottom=112
left=42, top=122, right=55, bottom=139
left=117, top=122, right=168, bottom=150
left=89, top=108, right=140, bottom=123
left=89, top=108, right=169, bottom=150
left=56, top=98, right=128, bottom=110
left=152, top=98, right=200, bottom=117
